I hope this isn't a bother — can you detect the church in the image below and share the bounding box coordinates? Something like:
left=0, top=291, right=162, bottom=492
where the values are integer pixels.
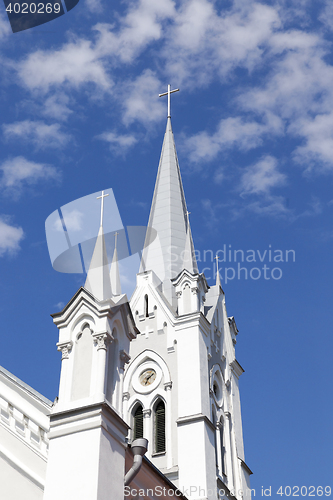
left=0, top=87, right=252, bottom=500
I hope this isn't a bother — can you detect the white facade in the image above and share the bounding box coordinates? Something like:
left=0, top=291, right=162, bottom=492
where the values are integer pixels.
left=0, top=114, right=251, bottom=500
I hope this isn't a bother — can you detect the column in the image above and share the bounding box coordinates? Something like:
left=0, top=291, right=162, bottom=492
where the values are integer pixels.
left=56, top=341, right=73, bottom=403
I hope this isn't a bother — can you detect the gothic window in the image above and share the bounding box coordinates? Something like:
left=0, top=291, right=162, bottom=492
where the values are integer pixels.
left=133, top=404, right=144, bottom=440
left=144, top=294, right=149, bottom=318
left=154, top=400, right=166, bottom=453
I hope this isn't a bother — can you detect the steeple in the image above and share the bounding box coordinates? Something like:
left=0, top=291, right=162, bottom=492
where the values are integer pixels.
left=141, top=90, right=198, bottom=307
left=215, top=254, right=222, bottom=290
left=84, top=191, right=112, bottom=301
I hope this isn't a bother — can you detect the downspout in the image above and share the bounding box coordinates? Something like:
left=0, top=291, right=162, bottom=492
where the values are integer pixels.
left=124, top=438, right=148, bottom=486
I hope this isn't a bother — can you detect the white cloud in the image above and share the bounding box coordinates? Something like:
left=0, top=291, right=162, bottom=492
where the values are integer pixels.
left=239, top=197, right=290, bottom=217
left=94, top=0, right=175, bottom=63
left=17, top=38, right=112, bottom=93
left=54, top=210, right=83, bottom=232
left=9, top=0, right=333, bottom=176
left=180, top=15, right=333, bottom=173
left=0, top=156, right=59, bottom=196
left=240, top=156, right=286, bottom=196
left=85, top=0, right=103, bottom=13
left=164, top=0, right=281, bottom=86
left=183, top=117, right=268, bottom=163
left=97, top=131, right=137, bottom=153
left=15, top=0, right=175, bottom=94
left=3, top=120, right=69, bottom=149
left=291, top=114, right=333, bottom=170
left=121, top=70, right=164, bottom=126
left=0, top=216, right=24, bottom=257
left=0, top=13, right=11, bottom=41
left=54, top=301, right=65, bottom=310
left=318, top=1, right=333, bottom=31
left=41, top=94, right=73, bottom=121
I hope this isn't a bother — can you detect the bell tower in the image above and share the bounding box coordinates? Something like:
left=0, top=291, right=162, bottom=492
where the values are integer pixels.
left=43, top=193, right=137, bottom=500
left=124, top=88, right=252, bottom=500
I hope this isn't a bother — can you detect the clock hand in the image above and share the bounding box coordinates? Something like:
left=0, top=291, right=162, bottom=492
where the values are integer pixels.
left=145, top=373, right=154, bottom=385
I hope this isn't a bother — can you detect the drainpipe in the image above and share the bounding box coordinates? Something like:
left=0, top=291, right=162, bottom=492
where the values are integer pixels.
left=124, top=438, right=148, bottom=486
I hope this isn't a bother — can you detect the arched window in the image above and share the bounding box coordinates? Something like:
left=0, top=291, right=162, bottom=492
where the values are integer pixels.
left=154, top=400, right=166, bottom=453
left=133, top=405, right=143, bottom=440
left=144, top=294, right=149, bottom=318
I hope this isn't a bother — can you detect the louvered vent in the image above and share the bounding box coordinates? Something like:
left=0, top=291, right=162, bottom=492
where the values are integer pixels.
left=155, top=400, right=166, bottom=453
left=133, top=405, right=143, bottom=440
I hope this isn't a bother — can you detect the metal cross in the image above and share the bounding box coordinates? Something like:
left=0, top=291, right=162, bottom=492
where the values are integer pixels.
left=97, top=190, right=109, bottom=227
left=186, top=210, right=191, bottom=229
left=159, top=84, right=180, bottom=118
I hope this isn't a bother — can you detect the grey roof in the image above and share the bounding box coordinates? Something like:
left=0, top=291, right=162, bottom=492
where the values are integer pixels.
left=0, top=365, right=52, bottom=407
left=141, top=117, right=198, bottom=307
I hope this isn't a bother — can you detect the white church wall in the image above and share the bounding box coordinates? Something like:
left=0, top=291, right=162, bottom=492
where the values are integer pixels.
left=0, top=366, right=51, bottom=499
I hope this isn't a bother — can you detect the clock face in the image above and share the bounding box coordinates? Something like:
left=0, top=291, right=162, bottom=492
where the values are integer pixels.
left=139, top=369, right=157, bottom=386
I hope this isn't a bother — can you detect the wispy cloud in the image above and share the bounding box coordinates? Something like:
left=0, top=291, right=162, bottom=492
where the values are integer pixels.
left=54, top=210, right=83, bottom=232
left=0, top=216, right=24, bottom=257
left=240, top=156, right=286, bottom=196
left=183, top=117, right=269, bottom=164
left=120, top=70, right=164, bottom=126
left=41, top=94, right=73, bottom=121
left=0, top=13, right=10, bottom=41
left=96, top=131, right=137, bottom=154
left=0, top=156, right=59, bottom=197
left=3, top=120, right=70, bottom=149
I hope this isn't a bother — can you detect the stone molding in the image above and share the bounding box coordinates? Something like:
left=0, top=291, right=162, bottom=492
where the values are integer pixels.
left=92, top=332, right=112, bottom=351
left=57, top=341, right=73, bottom=360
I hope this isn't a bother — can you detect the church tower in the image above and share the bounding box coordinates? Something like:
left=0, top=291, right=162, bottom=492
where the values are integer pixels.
left=43, top=194, right=137, bottom=500
left=124, top=87, right=252, bottom=500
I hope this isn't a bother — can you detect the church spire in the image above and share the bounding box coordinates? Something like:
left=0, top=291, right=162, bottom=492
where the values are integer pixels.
left=110, top=231, right=121, bottom=296
left=215, top=254, right=222, bottom=291
left=140, top=86, right=198, bottom=307
left=84, top=191, right=112, bottom=301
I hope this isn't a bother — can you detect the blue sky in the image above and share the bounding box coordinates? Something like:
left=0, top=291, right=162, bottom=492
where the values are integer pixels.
left=0, top=0, right=332, bottom=497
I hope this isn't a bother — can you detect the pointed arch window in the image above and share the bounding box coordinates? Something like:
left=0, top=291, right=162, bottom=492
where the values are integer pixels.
left=133, top=404, right=144, bottom=440
left=144, top=294, right=149, bottom=318
left=154, top=400, right=166, bottom=453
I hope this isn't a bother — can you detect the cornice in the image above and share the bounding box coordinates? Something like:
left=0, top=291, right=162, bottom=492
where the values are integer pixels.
left=229, top=359, right=245, bottom=378
left=176, top=413, right=215, bottom=432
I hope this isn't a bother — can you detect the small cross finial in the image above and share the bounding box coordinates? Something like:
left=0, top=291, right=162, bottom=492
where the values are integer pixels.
left=159, top=84, right=179, bottom=118
left=97, top=190, right=109, bottom=227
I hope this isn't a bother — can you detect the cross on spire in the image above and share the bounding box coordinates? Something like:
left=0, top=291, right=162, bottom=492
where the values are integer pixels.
left=97, top=190, right=109, bottom=227
left=159, top=84, right=179, bottom=118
